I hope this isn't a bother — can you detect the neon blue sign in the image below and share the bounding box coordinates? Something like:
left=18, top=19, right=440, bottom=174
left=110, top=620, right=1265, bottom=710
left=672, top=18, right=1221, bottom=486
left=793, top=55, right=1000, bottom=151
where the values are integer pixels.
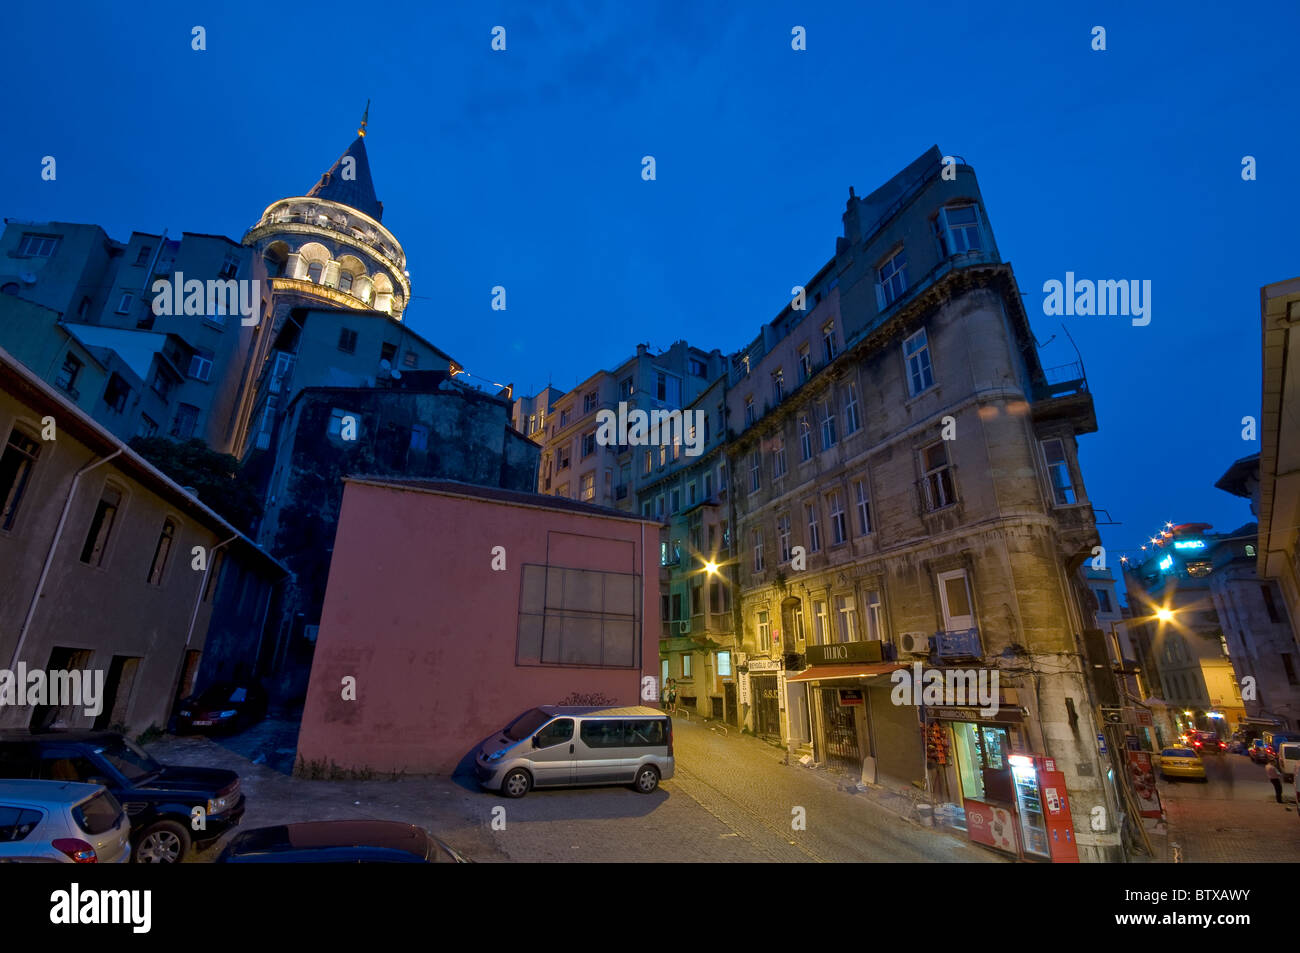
left=1158, top=555, right=1174, bottom=571
left=1173, top=539, right=1206, bottom=550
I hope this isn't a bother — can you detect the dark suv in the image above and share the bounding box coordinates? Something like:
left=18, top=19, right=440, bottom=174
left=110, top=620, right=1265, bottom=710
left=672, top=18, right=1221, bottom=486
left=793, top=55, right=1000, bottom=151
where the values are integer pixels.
left=0, top=731, right=243, bottom=863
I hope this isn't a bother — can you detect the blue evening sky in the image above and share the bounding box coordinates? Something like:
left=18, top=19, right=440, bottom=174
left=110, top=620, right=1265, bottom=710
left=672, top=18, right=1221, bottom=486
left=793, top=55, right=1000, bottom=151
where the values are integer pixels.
left=4, top=1, right=1297, bottom=595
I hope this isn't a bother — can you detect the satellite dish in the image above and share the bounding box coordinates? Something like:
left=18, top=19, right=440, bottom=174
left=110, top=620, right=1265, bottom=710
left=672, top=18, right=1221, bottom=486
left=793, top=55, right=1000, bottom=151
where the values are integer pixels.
left=378, top=359, right=392, bottom=371
left=19, top=271, right=37, bottom=285
left=390, top=369, right=402, bottom=380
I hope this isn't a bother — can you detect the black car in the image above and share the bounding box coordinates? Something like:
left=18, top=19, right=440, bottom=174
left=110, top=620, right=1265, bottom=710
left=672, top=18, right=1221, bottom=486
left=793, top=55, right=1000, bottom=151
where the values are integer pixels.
left=215, top=820, right=470, bottom=863
left=175, top=682, right=269, bottom=735
left=0, top=731, right=244, bottom=863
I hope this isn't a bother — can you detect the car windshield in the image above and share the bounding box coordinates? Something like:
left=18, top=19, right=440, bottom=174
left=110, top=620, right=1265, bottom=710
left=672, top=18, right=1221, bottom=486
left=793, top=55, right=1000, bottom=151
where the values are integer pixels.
left=504, top=708, right=551, bottom=741
left=1162, top=748, right=1195, bottom=758
left=94, top=737, right=162, bottom=782
left=196, top=685, right=246, bottom=706
left=1282, top=746, right=1300, bottom=758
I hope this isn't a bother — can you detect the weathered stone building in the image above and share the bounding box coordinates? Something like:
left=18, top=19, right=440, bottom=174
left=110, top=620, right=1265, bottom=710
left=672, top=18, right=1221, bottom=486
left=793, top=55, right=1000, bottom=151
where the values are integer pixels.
left=725, top=146, right=1119, bottom=860
left=1255, top=277, right=1300, bottom=659
left=253, top=371, right=539, bottom=702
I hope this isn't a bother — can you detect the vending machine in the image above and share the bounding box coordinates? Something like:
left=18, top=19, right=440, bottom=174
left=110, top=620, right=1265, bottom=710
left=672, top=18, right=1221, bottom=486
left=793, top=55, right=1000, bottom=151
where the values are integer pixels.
left=1008, top=754, right=1079, bottom=863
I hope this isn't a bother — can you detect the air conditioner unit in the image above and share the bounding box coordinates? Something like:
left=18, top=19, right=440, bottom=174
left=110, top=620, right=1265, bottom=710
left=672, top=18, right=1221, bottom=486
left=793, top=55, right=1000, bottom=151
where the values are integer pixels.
left=677, top=619, right=691, bottom=634
left=899, top=631, right=931, bottom=656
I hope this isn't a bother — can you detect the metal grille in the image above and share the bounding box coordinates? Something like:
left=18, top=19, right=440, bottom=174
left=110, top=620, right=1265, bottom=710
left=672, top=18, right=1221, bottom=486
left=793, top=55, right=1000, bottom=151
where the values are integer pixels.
left=818, top=688, right=862, bottom=770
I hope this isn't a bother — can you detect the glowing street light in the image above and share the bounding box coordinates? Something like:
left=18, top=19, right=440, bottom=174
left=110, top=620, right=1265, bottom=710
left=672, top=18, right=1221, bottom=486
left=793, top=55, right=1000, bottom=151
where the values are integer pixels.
left=1155, top=607, right=1174, bottom=623
left=703, top=561, right=718, bottom=576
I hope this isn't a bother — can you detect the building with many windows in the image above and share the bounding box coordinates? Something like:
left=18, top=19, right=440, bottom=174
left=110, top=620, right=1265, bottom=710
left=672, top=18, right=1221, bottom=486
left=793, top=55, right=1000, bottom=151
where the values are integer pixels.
left=1123, top=522, right=1258, bottom=741
left=637, top=375, right=737, bottom=721
left=0, top=224, right=257, bottom=451
left=511, top=385, right=564, bottom=445
left=517, top=341, right=726, bottom=510
left=726, top=146, right=1120, bottom=860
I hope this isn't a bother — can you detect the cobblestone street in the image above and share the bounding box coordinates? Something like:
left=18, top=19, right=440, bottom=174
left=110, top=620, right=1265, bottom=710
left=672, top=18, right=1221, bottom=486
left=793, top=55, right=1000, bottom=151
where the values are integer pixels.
left=1156, top=752, right=1300, bottom=862
left=149, top=715, right=999, bottom=863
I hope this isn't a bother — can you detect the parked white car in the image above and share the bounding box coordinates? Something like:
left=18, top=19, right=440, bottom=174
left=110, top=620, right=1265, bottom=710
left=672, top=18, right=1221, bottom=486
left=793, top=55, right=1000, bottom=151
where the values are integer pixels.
left=0, top=780, right=132, bottom=863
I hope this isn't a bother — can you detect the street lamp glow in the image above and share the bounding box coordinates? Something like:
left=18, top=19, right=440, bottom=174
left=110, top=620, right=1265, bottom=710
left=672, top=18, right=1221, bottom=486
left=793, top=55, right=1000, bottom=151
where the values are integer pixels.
left=704, top=561, right=718, bottom=575
left=1155, top=608, right=1174, bottom=623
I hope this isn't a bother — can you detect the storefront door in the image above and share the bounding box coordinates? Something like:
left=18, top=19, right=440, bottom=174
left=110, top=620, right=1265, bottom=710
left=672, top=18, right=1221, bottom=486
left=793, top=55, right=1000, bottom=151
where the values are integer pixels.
left=951, top=721, right=1011, bottom=802
left=752, top=676, right=780, bottom=736
left=818, top=688, right=862, bottom=770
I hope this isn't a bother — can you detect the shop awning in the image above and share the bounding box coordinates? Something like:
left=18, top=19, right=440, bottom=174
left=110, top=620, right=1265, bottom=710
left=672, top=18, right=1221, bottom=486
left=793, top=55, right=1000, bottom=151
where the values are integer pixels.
left=786, top=662, right=906, bottom=683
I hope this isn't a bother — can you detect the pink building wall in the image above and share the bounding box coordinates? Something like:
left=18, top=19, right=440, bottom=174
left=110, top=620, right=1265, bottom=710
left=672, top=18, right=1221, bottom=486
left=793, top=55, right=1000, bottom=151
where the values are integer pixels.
left=297, top=479, right=661, bottom=774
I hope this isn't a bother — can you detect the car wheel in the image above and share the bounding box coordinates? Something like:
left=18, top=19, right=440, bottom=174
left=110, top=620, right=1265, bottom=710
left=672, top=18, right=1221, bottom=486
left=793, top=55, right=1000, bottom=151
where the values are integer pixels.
left=633, top=765, right=661, bottom=794
left=501, top=768, right=531, bottom=799
left=134, top=821, right=190, bottom=863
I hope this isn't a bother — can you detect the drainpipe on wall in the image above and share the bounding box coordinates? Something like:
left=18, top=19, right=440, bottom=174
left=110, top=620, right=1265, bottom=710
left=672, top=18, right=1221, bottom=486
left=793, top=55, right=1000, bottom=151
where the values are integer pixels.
left=138, top=229, right=167, bottom=313
left=185, top=535, right=238, bottom=649
left=166, top=533, right=239, bottom=709
left=10, top=449, right=123, bottom=669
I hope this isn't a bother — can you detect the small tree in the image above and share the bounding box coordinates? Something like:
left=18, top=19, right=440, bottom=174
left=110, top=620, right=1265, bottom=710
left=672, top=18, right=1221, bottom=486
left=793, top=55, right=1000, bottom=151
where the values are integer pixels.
left=129, top=437, right=263, bottom=533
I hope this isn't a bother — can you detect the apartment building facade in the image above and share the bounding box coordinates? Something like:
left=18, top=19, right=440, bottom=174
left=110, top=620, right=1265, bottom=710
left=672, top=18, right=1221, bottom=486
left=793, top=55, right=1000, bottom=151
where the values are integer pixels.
left=511, top=385, right=563, bottom=445
left=1123, top=524, right=1251, bottom=741
left=726, top=146, right=1119, bottom=860
left=0, top=222, right=258, bottom=452
left=636, top=375, right=737, bottom=720
left=523, top=341, right=726, bottom=510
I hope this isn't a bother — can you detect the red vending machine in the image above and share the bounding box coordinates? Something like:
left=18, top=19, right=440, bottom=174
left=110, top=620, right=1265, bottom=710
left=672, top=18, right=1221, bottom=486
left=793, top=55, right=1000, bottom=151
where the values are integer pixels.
left=1007, top=754, right=1079, bottom=863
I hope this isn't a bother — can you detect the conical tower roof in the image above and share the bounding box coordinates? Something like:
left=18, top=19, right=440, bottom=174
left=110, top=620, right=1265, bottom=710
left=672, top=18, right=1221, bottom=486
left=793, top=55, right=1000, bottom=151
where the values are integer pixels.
left=307, top=107, right=384, bottom=220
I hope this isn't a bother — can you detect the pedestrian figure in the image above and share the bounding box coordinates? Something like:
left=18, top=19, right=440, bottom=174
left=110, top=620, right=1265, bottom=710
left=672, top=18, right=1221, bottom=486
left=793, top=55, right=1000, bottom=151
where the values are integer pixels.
left=1266, top=760, right=1283, bottom=802
left=1293, top=761, right=1300, bottom=810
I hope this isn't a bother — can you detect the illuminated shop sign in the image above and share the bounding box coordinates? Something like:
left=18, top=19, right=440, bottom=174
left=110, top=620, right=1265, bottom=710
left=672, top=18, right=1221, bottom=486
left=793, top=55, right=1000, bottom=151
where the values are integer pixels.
left=1173, top=539, right=1206, bottom=550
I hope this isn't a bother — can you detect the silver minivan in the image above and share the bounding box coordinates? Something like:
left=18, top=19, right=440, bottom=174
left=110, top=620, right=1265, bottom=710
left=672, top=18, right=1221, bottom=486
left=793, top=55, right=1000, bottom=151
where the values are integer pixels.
left=475, top=706, right=674, bottom=798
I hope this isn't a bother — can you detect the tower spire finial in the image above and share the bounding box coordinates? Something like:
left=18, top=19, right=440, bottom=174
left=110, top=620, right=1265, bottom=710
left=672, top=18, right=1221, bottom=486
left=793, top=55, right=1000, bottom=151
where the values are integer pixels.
left=357, top=99, right=370, bottom=138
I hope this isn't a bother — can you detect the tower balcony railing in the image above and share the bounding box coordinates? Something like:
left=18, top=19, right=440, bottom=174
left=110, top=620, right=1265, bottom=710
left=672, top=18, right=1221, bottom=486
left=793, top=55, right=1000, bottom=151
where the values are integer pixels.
left=1033, top=362, right=1089, bottom=400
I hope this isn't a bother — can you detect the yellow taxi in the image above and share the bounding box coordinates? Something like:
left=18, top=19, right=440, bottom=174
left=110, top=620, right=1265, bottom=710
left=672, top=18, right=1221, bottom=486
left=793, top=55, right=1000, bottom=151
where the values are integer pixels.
left=1157, top=746, right=1207, bottom=781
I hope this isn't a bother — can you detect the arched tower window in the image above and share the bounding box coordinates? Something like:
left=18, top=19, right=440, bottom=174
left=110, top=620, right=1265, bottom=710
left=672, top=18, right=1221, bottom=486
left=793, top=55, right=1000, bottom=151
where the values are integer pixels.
left=335, top=255, right=366, bottom=297
left=307, top=261, right=323, bottom=284
left=263, top=241, right=289, bottom=278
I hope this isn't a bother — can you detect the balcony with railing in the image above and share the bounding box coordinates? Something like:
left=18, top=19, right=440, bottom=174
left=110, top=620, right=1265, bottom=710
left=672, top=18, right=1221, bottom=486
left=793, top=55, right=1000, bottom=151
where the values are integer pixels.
left=933, top=627, right=982, bottom=660
left=1031, top=361, right=1097, bottom=433
left=1034, top=361, right=1088, bottom=401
